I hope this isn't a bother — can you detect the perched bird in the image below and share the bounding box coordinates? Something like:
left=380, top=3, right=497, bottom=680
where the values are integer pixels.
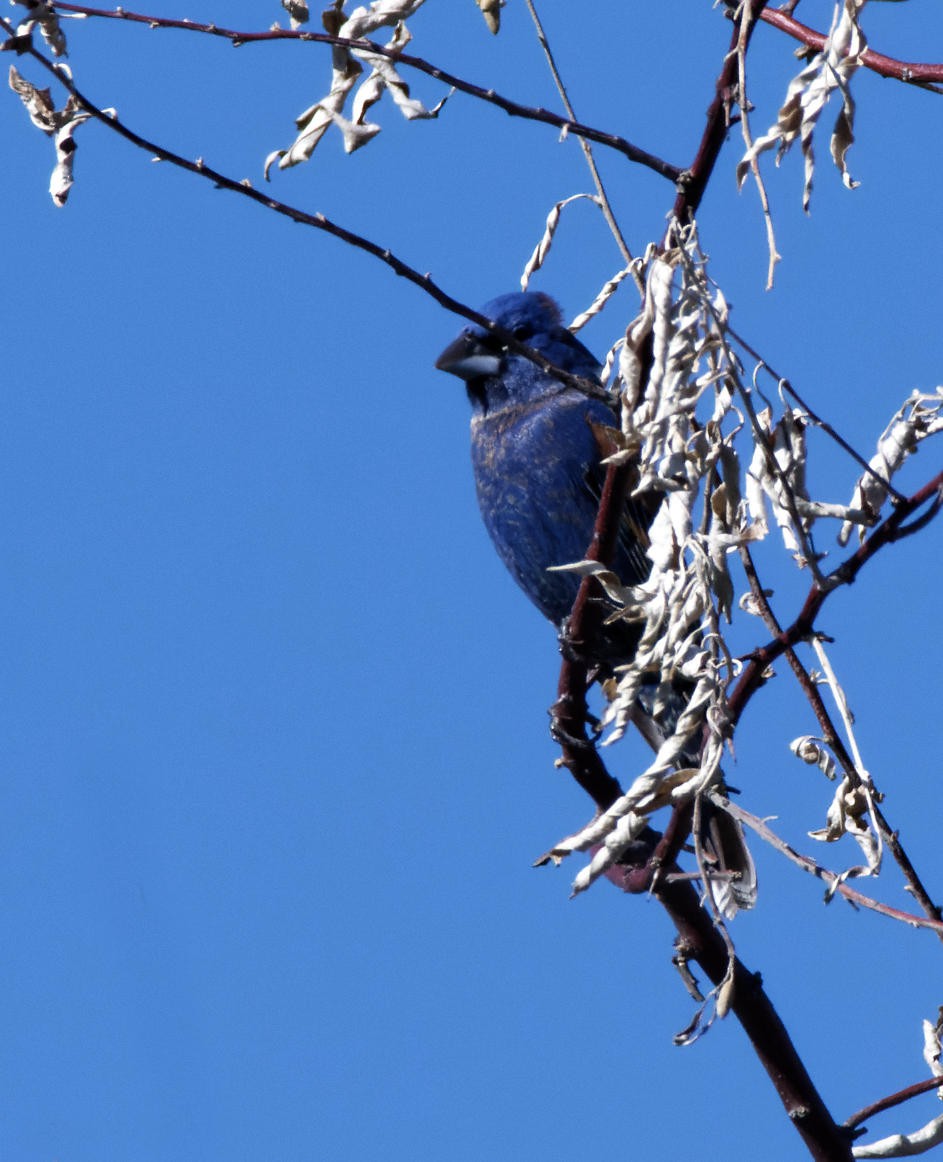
left=434, top=290, right=652, bottom=645
left=436, top=291, right=755, bottom=914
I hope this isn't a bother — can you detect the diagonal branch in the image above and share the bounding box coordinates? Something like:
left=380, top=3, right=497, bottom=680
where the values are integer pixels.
left=722, top=798, right=943, bottom=936
left=652, top=874, right=855, bottom=1162
left=760, top=7, right=943, bottom=92
left=49, top=2, right=683, bottom=180
left=728, top=471, right=943, bottom=729
left=845, top=1075, right=943, bottom=1132
left=0, top=22, right=624, bottom=402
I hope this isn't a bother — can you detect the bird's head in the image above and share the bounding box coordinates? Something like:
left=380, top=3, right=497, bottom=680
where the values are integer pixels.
left=435, top=292, right=603, bottom=415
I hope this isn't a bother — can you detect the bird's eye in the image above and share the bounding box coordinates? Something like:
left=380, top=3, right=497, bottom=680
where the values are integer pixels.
left=511, top=326, right=530, bottom=341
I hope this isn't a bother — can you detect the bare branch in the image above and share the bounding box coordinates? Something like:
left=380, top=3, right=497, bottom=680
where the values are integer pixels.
left=722, top=798, right=943, bottom=936
left=47, top=2, right=682, bottom=179
left=728, top=472, right=943, bottom=728
left=846, top=1077, right=943, bottom=1134
left=760, top=6, right=943, bottom=92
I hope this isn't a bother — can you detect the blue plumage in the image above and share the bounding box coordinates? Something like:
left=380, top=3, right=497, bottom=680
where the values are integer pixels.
left=436, top=291, right=649, bottom=633
left=436, top=291, right=756, bottom=915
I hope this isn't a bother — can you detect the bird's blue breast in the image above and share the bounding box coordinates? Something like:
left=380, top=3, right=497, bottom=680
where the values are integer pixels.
left=470, top=391, right=617, bottom=626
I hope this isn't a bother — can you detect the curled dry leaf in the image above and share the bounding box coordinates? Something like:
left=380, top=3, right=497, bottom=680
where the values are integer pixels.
left=790, top=735, right=837, bottom=780
left=736, top=0, right=867, bottom=211
left=267, top=0, right=450, bottom=176
left=520, top=193, right=599, bottom=292
left=13, top=0, right=67, bottom=58
left=839, top=388, right=943, bottom=544
left=50, top=111, right=89, bottom=205
left=476, top=0, right=503, bottom=35
left=281, top=0, right=310, bottom=28
left=8, top=66, right=90, bottom=205
left=569, top=263, right=636, bottom=335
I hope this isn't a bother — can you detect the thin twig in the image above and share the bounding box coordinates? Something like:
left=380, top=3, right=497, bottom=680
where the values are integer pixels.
left=845, top=1075, right=943, bottom=1131
left=721, top=798, right=943, bottom=936
left=738, top=544, right=856, bottom=774
left=735, top=0, right=781, bottom=289
left=726, top=324, right=907, bottom=504
left=728, top=472, right=943, bottom=728
left=871, top=801, right=943, bottom=933
left=522, top=0, right=638, bottom=283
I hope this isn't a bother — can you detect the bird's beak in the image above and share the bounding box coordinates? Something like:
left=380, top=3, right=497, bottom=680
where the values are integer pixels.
left=435, top=331, right=502, bottom=381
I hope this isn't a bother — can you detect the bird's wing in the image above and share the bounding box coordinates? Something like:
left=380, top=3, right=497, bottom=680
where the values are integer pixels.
left=584, top=418, right=660, bottom=588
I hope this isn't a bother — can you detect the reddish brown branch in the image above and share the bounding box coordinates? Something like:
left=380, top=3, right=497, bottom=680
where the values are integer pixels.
left=671, top=3, right=767, bottom=222
left=728, top=472, right=943, bottom=727
left=553, top=6, right=770, bottom=811
left=48, top=2, right=681, bottom=180
left=871, top=802, right=943, bottom=933
left=723, top=799, right=943, bottom=935
left=760, top=7, right=943, bottom=88
left=645, top=873, right=854, bottom=1161
left=845, top=1073, right=943, bottom=1131
left=550, top=455, right=636, bottom=811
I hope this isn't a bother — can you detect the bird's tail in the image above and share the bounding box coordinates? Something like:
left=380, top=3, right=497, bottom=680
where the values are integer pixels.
left=634, top=682, right=758, bottom=919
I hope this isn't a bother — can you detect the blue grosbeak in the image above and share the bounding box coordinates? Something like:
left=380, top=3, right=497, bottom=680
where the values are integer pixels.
left=437, top=291, right=755, bottom=914
left=435, top=291, right=652, bottom=640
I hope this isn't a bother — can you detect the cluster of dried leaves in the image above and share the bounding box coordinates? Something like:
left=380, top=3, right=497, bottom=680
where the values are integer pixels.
left=738, top=0, right=868, bottom=212
left=539, top=224, right=941, bottom=919
left=265, top=0, right=449, bottom=174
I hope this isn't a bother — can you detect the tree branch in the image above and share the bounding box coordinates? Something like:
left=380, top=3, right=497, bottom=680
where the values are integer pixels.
left=672, top=2, right=768, bottom=223
left=722, top=798, right=943, bottom=936
left=522, top=0, right=636, bottom=274
left=640, top=872, right=854, bottom=1162
left=49, top=2, right=682, bottom=180
left=845, top=1075, right=943, bottom=1133
left=727, top=472, right=943, bottom=727
left=760, top=6, right=943, bottom=91
left=1, top=21, right=630, bottom=404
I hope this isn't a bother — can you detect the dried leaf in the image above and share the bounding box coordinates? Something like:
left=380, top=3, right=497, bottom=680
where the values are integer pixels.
left=790, top=735, right=837, bottom=780
left=281, top=0, right=309, bottom=28
left=13, top=0, right=67, bottom=57
left=736, top=0, right=867, bottom=211
left=8, top=67, right=89, bottom=205
left=839, top=389, right=943, bottom=544
left=476, top=0, right=503, bottom=34
left=923, top=1014, right=943, bottom=1081
left=50, top=110, right=89, bottom=205
left=569, top=264, right=635, bottom=335
left=520, top=193, right=598, bottom=292
left=268, top=0, right=441, bottom=174
left=853, top=1113, right=943, bottom=1158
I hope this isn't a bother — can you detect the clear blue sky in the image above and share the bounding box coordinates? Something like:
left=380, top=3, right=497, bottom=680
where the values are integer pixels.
left=1, top=2, right=941, bottom=1159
